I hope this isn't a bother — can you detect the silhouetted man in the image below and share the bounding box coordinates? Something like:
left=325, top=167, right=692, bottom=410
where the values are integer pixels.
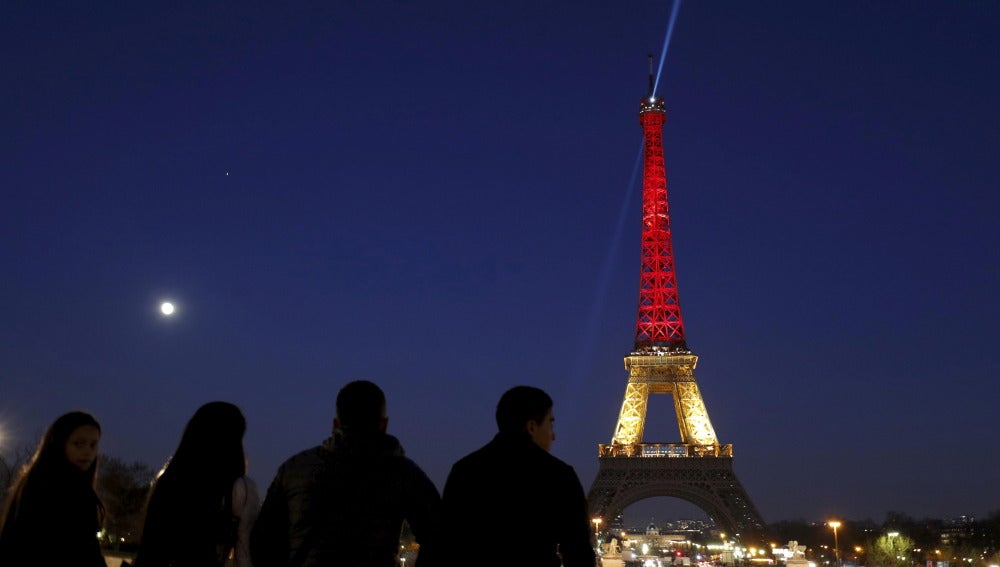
left=251, top=380, right=440, bottom=567
left=440, top=385, right=595, bottom=567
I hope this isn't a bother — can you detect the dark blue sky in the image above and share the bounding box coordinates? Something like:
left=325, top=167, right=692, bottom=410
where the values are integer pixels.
left=2, top=2, right=998, bottom=524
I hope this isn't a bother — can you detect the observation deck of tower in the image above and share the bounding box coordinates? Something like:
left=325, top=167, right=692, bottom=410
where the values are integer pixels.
left=587, top=63, right=767, bottom=541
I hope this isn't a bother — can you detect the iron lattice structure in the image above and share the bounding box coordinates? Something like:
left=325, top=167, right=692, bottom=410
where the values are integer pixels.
left=635, top=96, right=687, bottom=351
left=587, top=84, right=767, bottom=543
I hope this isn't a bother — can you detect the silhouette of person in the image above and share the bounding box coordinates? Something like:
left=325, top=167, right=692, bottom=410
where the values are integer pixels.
left=134, top=401, right=259, bottom=567
left=251, top=380, right=441, bottom=567
left=0, top=411, right=107, bottom=566
left=440, top=385, right=595, bottom=567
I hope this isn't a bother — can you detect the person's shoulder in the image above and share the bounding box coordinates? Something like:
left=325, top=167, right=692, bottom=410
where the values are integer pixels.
left=231, top=475, right=260, bottom=495
left=276, top=445, right=327, bottom=473
left=451, top=440, right=497, bottom=468
left=534, top=447, right=580, bottom=478
left=451, top=439, right=525, bottom=484
left=378, top=434, right=434, bottom=470
left=381, top=439, right=430, bottom=475
left=231, top=475, right=261, bottom=514
left=539, top=447, right=571, bottom=466
left=392, top=454, right=435, bottom=484
left=242, top=475, right=259, bottom=489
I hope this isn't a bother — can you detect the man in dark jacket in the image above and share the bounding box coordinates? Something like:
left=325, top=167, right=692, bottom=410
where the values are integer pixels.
left=251, top=380, right=441, bottom=567
left=441, top=386, right=595, bottom=567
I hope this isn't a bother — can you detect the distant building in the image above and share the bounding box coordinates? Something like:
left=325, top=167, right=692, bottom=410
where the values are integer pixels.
left=617, top=522, right=696, bottom=560
left=939, top=515, right=976, bottom=547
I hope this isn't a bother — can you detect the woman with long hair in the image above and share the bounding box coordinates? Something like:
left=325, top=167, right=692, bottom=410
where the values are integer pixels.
left=134, top=401, right=259, bottom=567
left=0, top=410, right=107, bottom=566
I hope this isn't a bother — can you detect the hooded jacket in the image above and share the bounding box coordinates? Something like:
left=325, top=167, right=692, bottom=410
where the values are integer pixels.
left=250, top=431, right=440, bottom=567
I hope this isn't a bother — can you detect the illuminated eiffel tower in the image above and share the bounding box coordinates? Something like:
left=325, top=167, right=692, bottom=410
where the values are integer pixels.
left=587, top=65, right=767, bottom=541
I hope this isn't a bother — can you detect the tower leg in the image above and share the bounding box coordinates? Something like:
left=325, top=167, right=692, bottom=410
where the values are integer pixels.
left=674, top=381, right=717, bottom=446
left=612, top=383, right=649, bottom=445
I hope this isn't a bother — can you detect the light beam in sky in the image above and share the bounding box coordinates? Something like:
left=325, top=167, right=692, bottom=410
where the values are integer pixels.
left=563, top=141, right=644, bottom=414
left=652, top=0, right=683, bottom=97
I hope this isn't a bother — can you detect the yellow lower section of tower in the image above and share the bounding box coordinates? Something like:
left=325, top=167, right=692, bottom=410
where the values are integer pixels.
left=610, top=353, right=720, bottom=448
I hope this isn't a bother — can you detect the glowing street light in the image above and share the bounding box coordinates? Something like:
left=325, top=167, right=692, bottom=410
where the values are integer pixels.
left=592, top=518, right=603, bottom=552
left=828, top=521, right=842, bottom=567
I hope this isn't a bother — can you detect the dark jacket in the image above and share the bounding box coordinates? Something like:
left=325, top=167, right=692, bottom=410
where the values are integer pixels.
left=251, top=431, right=441, bottom=567
left=440, top=432, right=595, bottom=567
left=0, top=468, right=107, bottom=567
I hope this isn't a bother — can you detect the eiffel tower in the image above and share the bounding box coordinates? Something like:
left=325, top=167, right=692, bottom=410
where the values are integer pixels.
left=587, top=64, right=767, bottom=542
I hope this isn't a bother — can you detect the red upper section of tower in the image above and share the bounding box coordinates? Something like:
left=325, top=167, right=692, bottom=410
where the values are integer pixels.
left=634, top=95, right=688, bottom=352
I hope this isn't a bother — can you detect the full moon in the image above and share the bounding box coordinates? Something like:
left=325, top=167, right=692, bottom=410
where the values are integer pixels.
left=160, top=302, right=175, bottom=316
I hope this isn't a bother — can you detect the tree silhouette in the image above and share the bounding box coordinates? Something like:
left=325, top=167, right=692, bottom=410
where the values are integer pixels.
left=868, top=532, right=914, bottom=567
left=0, top=442, right=34, bottom=511
left=97, top=455, right=156, bottom=550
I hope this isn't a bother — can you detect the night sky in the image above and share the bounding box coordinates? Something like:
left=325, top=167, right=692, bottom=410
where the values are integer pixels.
left=3, top=2, right=998, bottom=525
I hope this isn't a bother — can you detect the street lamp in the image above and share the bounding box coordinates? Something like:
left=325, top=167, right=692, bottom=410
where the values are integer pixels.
left=828, top=521, right=841, bottom=567
left=592, top=518, right=603, bottom=552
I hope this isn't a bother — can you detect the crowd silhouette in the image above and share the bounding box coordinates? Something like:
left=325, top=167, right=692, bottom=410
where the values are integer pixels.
left=0, top=382, right=594, bottom=567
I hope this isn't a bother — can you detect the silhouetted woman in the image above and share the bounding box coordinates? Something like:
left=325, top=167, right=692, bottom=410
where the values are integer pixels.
left=134, top=401, right=259, bottom=567
left=0, top=411, right=107, bottom=566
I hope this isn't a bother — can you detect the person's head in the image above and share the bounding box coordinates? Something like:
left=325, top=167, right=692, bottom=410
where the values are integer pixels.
left=33, top=411, right=102, bottom=480
left=1, top=411, right=102, bottom=532
left=496, top=386, right=555, bottom=452
left=166, top=401, right=247, bottom=483
left=12, top=411, right=101, bottom=488
left=334, top=380, right=387, bottom=435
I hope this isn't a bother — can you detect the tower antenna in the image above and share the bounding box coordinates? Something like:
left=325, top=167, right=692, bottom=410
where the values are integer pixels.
left=647, top=54, right=655, bottom=97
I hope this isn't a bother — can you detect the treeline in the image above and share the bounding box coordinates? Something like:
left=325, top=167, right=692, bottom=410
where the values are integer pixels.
left=769, top=511, right=1000, bottom=567
left=97, top=456, right=157, bottom=549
